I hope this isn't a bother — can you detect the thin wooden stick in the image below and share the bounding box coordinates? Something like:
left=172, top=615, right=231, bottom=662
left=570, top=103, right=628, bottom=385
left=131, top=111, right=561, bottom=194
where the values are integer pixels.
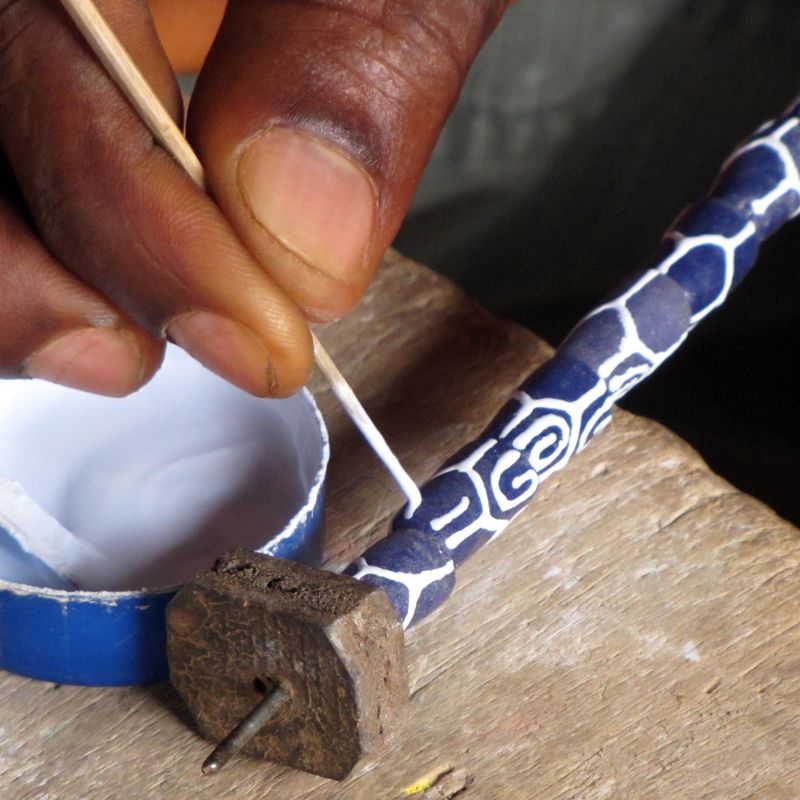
left=312, top=341, right=421, bottom=509
left=58, top=0, right=421, bottom=511
left=59, top=0, right=204, bottom=188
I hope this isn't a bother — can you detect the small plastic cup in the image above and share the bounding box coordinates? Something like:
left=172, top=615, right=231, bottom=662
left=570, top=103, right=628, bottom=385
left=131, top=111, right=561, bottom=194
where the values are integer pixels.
left=0, top=346, right=328, bottom=686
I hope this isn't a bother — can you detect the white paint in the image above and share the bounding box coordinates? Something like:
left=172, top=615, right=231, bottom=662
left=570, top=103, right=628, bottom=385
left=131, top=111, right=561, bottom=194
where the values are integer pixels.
left=607, top=361, right=654, bottom=394
left=426, top=355, right=610, bottom=556
left=314, top=339, right=420, bottom=513
left=543, top=566, right=563, bottom=579
left=0, top=346, right=327, bottom=592
left=657, top=225, right=756, bottom=325
left=500, top=391, right=537, bottom=439
left=683, top=640, right=701, bottom=662
left=260, top=390, right=329, bottom=555
left=508, top=380, right=607, bottom=480
left=590, top=269, right=668, bottom=379
left=581, top=411, right=612, bottom=447
left=350, top=557, right=455, bottom=629
left=490, top=449, right=538, bottom=512
left=430, top=496, right=470, bottom=532
left=575, top=392, right=614, bottom=453
left=583, top=265, right=688, bottom=405
left=514, top=412, right=568, bottom=460
left=0, top=473, right=106, bottom=589
left=730, top=118, right=800, bottom=219
left=438, top=439, right=507, bottom=551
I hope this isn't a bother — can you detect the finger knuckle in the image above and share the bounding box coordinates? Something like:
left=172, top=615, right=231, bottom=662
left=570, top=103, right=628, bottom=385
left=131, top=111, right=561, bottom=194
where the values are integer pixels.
left=269, top=0, right=505, bottom=116
left=338, top=0, right=502, bottom=107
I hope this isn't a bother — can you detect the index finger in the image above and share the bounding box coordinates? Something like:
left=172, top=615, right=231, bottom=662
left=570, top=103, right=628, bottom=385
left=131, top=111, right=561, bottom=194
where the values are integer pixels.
left=0, top=0, right=312, bottom=397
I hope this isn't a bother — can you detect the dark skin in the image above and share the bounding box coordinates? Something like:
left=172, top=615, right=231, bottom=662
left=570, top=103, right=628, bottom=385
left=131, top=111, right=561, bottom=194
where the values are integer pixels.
left=0, top=0, right=511, bottom=398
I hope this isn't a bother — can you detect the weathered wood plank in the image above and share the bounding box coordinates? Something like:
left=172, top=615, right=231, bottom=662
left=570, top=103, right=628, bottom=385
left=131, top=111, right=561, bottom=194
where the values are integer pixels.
left=2, top=252, right=799, bottom=799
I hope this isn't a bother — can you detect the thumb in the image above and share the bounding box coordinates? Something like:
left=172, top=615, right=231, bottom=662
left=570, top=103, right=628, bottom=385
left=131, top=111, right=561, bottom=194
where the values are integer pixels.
left=187, top=0, right=510, bottom=321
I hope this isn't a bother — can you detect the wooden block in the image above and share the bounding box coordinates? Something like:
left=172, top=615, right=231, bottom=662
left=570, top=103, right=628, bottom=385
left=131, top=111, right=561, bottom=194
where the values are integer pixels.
left=167, top=551, right=407, bottom=780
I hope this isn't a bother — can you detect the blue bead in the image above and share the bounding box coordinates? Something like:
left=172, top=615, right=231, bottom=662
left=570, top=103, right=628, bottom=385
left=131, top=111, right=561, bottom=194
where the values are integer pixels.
left=601, top=353, right=654, bottom=400
left=488, top=356, right=604, bottom=467
left=395, top=355, right=612, bottom=568
left=508, top=355, right=611, bottom=458
left=713, top=145, right=799, bottom=237
left=397, top=468, right=485, bottom=554
left=559, top=308, right=625, bottom=372
left=666, top=199, right=760, bottom=291
left=516, top=353, right=601, bottom=401
left=670, top=197, right=753, bottom=238
left=654, top=240, right=730, bottom=317
left=346, top=529, right=455, bottom=628
left=625, top=273, right=692, bottom=352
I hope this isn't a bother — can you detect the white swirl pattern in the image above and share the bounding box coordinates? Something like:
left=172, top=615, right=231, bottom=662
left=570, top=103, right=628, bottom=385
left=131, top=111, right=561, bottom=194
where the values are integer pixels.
left=351, top=97, right=800, bottom=628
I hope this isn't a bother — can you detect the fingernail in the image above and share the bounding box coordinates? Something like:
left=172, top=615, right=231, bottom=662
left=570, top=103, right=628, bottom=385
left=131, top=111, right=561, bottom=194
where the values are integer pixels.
left=25, top=328, right=145, bottom=396
left=167, top=311, right=276, bottom=395
left=237, top=127, right=377, bottom=281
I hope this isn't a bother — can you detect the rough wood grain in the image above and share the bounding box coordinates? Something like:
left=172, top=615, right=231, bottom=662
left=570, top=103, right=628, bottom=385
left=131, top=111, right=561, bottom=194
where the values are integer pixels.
left=2, top=251, right=799, bottom=799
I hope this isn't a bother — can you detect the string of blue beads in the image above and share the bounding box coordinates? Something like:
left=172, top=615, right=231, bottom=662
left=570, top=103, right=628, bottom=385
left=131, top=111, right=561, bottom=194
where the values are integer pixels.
left=347, top=97, right=800, bottom=629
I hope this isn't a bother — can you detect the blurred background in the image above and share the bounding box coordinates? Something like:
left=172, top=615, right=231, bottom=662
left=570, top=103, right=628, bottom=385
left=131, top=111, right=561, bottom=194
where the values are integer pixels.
left=396, top=0, right=800, bottom=525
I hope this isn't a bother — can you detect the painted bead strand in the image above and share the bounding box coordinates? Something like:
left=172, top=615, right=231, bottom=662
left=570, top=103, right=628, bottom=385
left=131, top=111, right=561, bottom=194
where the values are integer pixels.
left=347, top=95, right=800, bottom=629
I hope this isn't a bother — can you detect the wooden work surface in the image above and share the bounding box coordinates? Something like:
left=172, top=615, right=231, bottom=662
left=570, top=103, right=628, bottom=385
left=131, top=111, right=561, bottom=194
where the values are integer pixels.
left=3, top=251, right=800, bottom=799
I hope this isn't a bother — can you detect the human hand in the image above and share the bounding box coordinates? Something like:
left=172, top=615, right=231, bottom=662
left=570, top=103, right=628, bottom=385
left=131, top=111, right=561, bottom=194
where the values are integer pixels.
left=0, top=0, right=510, bottom=397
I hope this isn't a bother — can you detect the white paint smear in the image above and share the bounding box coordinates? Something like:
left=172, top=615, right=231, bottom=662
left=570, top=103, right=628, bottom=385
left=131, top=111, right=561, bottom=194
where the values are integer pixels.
left=683, top=640, right=701, bottom=662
